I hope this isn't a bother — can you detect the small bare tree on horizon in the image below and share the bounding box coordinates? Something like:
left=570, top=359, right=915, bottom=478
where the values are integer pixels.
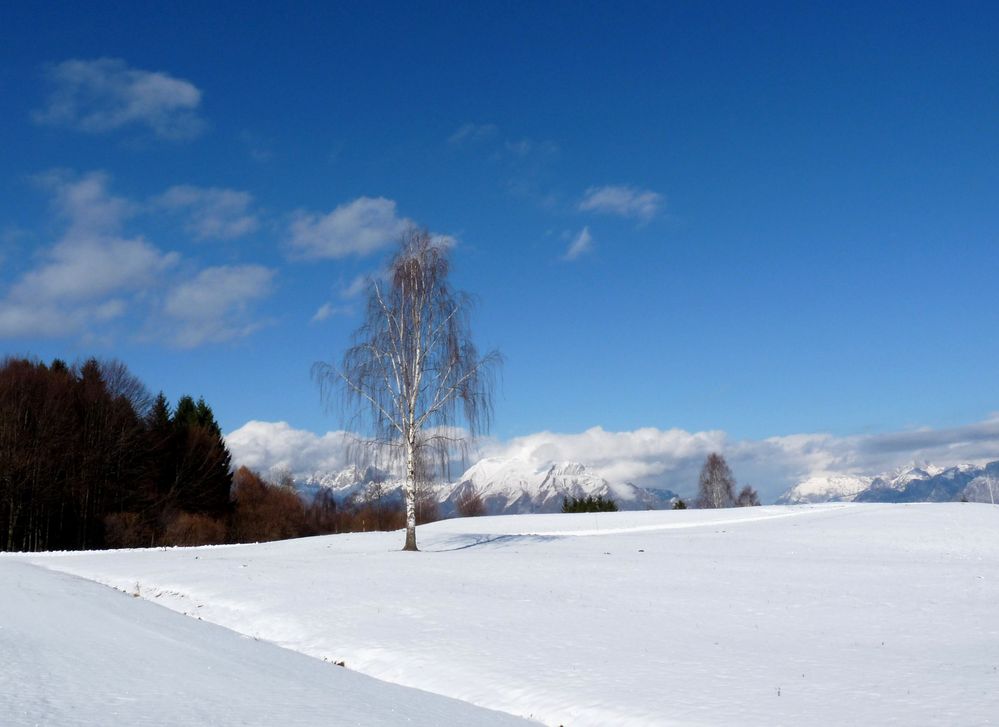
left=735, top=484, right=761, bottom=507
left=314, top=229, right=500, bottom=551
left=696, top=452, right=737, bottom=508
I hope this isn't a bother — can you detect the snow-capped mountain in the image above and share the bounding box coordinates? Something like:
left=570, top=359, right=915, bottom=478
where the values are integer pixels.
left=778, top=461, right=999, bottom=505
left=775, top=474, right=873, bottom=505
left=295, top=457, right=678, bottom=515
left=442, top=458, right=678, bottom=515
left=297, top=464, right=394, bottom=503
left=854, top=462, right=982, bottom=503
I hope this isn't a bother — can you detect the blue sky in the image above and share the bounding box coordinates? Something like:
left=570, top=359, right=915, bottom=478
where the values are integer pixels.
left=1, top=2, right=998, bottom=492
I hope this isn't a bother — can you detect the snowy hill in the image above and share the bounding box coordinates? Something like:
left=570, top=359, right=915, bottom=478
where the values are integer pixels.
left=11, top=503, right=999, bottom=726
left=0, top=560, right=529, bottom=727
left=778, top=461, right=999, bottom=505
left=296, top=457, right=678, bottom=515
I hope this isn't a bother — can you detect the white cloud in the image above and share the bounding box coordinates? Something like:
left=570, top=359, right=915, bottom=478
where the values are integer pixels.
left=562, top=226, right=593, bottom=261
left=0, top=171, right=177, bottom=338
left=225, top=421, right=352, bottom=479
left=155, top=185, right=259, bottom=240
left=431, top=233, right=459, bottom=249
left=288, top=197, right=410, bottom=259
left=311, top=302, right=351, bottom=323
left=0, top=171, right=278, bottom=346
left=34, top=58, right=205, bottom=140
left=12, top=236, right=173, bottom=303
left=341, top=274, right=371, bottom=299
left=579, top=185, right=663, bottom=222
left=164, top=264, right=276, bottom=347
left=448, top=123, right=498, bottom=145
left=225, top=416, right=999, bottom=504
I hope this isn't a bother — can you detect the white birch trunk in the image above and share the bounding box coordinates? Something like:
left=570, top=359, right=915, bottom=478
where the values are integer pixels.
left=403, top=435, right=418, bottom=550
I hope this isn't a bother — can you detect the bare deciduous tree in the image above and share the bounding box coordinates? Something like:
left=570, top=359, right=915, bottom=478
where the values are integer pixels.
left=454, top=484, right=486, bottom=517
left=314, top=229, right=500, bottom=550
left=696, top=452, right=736, bottom=508
left=735, top=484, right=761, bottom=507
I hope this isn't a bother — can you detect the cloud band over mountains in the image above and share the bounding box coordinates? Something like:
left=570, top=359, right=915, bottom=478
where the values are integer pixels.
left=225, top=416, right=999, bottom=504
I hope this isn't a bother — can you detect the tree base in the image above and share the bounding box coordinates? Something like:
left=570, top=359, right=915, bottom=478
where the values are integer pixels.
left=402, top=530, right=419, bottom=551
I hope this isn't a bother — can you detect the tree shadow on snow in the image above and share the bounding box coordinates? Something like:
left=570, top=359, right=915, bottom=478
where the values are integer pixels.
left=426, top=533, right=561, bottom=552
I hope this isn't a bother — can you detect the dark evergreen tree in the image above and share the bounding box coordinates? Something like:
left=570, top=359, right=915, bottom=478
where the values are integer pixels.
left=167, top=395, right=232, bottom=518
left=562, top=494, right=619, bottom=513
left=0, top=358, right=235, bottom=551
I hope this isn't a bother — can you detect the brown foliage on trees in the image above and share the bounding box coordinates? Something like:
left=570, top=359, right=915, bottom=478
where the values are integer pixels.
left=230, top=467, right=309, bottom=543
left=414, top=482, right=440, bottom=525
left=103, top=512, right=154, bottom=549
left=161, top=512, right=227, bottom=546
left=455, top=484, right=486, bottom=517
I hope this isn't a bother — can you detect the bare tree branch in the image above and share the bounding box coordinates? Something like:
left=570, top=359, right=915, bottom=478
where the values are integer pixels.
left=314, top=227, right=501, bottom=550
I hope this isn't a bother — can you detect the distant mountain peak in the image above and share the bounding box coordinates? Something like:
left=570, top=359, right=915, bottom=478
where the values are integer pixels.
left=778, top=460, right=999, bottom=505
left=293, top=456, right=678, bottom=516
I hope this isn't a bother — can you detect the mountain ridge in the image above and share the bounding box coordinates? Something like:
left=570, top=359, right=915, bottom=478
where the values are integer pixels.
left=778, top=461, right=999, bottom=505
left=296, top=457, right=679, bottom=515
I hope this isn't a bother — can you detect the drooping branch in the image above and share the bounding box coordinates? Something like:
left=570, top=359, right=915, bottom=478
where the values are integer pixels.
left=314, top=228, right=501, bottom=549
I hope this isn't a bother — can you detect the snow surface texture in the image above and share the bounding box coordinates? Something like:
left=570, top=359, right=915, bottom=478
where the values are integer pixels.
left=0, top=560, right=532, bottom=727
left=11, top=504, right=999, bottom=725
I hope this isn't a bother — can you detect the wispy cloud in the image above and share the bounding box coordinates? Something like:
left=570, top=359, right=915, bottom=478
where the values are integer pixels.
left=239, top=130, right=274, bottom=162
left=34, top=58, right=205, bottom=140
left=225, top=416, right=999, bottom=504
left=288, top=197, right=410, bottom=259
left=154, top=185, right=259, bottom=240
left=448, top=123, right=560, bottom=207
left=164, top=264, right=276, bottom=347
left=448, top=122, right=498, bottom=146
left=0, top=171, right=276, bottom=346
left=562, top=226, right=593, bottom=261
left=341, top=274, right=371, bottom=299
left=311, top=302, right=351, bottom=323
left=504, top=138, right=559, bottom=157
left=0, top=171, right=177, bottom=338
left=579, top=185, right=662, bottom=222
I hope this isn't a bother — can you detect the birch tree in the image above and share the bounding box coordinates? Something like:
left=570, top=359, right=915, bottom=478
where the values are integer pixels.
left=314, top=229, right=500, bottom=551
left=696, top=452, right=736, bottom=508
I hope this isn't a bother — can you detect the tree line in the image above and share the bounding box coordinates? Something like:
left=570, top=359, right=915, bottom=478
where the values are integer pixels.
left=0, top=356, right=233, bottom=551
left=0, top=354, right=457, bottom=552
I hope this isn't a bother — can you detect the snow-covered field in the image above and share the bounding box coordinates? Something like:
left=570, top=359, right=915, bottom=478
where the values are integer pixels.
left=5, top=503, right=999, bottom=725
left=0, top=560, right=529, bottom=726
